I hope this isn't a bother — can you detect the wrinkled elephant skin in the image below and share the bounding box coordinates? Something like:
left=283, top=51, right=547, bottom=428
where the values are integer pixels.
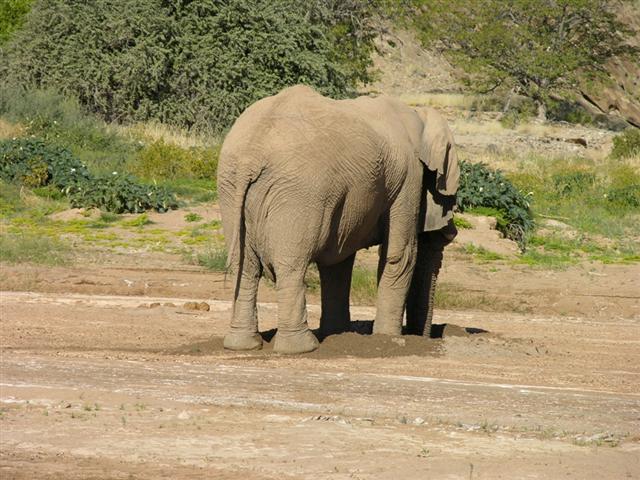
left=218, top=85, right=458, bottom=354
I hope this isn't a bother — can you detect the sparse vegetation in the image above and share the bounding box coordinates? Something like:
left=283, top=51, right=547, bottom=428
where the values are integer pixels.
left=611, top=128, right=640, bottom=160
left=350, top=265, right=378, bottom=305
left=0, top=232, right=72, bottom=265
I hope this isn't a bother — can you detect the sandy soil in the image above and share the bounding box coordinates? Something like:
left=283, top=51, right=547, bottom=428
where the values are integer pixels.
left=1, top=254, right=639, bottom=479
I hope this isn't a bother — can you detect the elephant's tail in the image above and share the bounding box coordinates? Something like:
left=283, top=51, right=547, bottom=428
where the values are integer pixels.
left=225, top=166, right=263, bottom=294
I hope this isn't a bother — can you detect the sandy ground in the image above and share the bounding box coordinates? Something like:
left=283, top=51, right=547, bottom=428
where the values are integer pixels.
left=1, top=258, right=639, bottom=479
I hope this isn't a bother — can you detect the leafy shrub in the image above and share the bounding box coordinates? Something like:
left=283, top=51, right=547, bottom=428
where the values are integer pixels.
left=2, top=0, right=379, bottom=133
left=134, top=140, right=219, bottom=180
left=0, top=138, right=177, bottom=213
left=0, top=87, right=139, bottom=173
left=0, top=137, right=91, bottom=188
left=0, top=0, right=32, bottom=44
left=457, top=161, right=534, bottom=243
left=606, top=185, right=640, bottom=208
left=611, top=128, right=640, bottom=159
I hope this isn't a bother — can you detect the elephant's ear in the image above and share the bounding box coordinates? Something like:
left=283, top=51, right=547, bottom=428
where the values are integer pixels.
left=415, top=107, right=460, bottom=196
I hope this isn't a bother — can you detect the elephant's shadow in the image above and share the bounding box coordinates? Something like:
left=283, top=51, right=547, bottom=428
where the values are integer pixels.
left=259, top=321, right=487, bottom=343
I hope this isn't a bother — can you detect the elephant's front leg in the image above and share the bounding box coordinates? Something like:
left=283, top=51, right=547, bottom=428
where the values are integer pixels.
left=224, top=247, right=263, bottom=351
left=318, top=254, right=356, bottom=338
left=373, top=203, right=417, bottom=335
left=273, top=266, right=320, bottom=354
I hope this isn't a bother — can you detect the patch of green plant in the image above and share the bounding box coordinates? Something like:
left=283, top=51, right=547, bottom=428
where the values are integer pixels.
left=499, top=103, right=536, bottom=129
left=121, top=213, right=152, bottom=228
left=508, top=155, right=640, bottom=240
left=196, top=244, right=228, bottom=271
left=350, top=265, right=377, bottom=305
left=0, top=0, right=33, bottom=44
left=99, top=212, right=119, bottom=223
left=0, top=87, right=139, bottom=173
left=133, top=140, right=219, bottom=181
left=0, top=232, right=72, bottom=265
left=184, top=212, right=203, bottom=223
left=157, top=178, right=217, bottom=204
left=457, top=160, right=533, bottom=246
left=1, top=137, right=177, bottom=213
left=462, top=244, right=505, bottom=262
left=453, top=215, right=473, bottom=229
left=610, top=128, right=640, bottom=159
left=552, top=170, right=596, bottom=196
left=520, top=232, right=639, bottom=267
left=606, top=184, right=640, bottom=208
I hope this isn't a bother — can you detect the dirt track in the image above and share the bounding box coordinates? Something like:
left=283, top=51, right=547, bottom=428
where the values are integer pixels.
left=1, top=283, right=639, bottom=479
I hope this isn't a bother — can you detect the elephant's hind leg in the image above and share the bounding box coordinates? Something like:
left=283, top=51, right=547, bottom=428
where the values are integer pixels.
left=273, top=265, right=319, bottom=354
left=318, top=254, right=355, bottom=338
left=224, top=247, right=263, bottom=351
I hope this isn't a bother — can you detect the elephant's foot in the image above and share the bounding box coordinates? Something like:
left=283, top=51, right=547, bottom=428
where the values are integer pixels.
left=372, top=321, right=402, bottom=336
left=223, top=331, right=263, bottom=351
left=273, top=329, right=319, bottom=354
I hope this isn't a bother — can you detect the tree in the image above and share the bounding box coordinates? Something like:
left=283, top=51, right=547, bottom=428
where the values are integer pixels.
left=1, top=0, right=382, bottom=133
left=0, top=0, right=33, bottom=44
left=413, top=0, right=638, bottom=119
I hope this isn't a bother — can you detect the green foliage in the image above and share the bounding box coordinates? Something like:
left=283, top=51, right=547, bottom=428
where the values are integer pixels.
left=611, top=128, right=640, bottom=159
left=0, top=232, right=71, bottom=265
left=184, top=212, right=203, bottom=223
left=457, top=161, right=534, bottom=243
left=2, top=0, right=380, bottom=133
left=453, top=215, right=472, bottom=229
left=134, top=140, right=219, bottom=180
left=462, top=244, right=505, bottom=262
left=607, top=185, right=640, bottom=208
left=0, top=87, right=139, bottom=173
left=196, top=245, right=228, bottom=271
left=413, top=0, right=637, bottom=112
left=121, top=214, right=153, bottom=228
left=0, top=137, right=177, bottom=213
left=0, top=0, right=32, bottom=44
left=508, top=155, right=640, bottom=248
left=552, top=170, right=596, bottom=196
left=350, top=265, right=378, bottom=305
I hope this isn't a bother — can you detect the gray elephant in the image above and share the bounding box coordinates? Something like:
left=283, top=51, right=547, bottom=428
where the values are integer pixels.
left=218, top=85, right=459, bottom=354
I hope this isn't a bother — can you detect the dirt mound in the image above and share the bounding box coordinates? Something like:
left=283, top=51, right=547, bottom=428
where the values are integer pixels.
left=169, top=324, right=487, bottom=359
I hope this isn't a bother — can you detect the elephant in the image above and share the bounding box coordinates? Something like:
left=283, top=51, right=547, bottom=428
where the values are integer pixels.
left=218, top=85, right=459, bottom=354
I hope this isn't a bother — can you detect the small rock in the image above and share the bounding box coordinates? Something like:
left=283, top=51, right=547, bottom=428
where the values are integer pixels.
left=183, top=301, right=210, bottom=311
left=183, top=301, right=199, bottom=310
left=149, top=302, right=161, bottom=309
left=391, top=337, right=406, bottom=347
left=413, top=417, right=425, bottom=425
left=163, top=302, right=176, bottom=307
left=177, top=411, right=190, bottom=420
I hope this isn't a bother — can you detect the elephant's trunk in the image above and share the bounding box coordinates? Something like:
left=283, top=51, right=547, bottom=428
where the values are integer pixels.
left=406, top=236, right=443, bottom=337
left=406, top=222, right=456, bottom=337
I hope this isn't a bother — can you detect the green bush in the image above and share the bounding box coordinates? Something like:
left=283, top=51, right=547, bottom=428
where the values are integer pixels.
left=0, top=0, right=33, bottom=44
left=611, top=128, right=640, bottom=159
left=606, top=185, right=640, bottom=208
left=2, top=0, right=378, bottom=133
left=134, top=140, right=219, bottom=180
left=457, top=161, right=534, bottom=243
left=0, top=87, right=139, bottom=173
left=0, top=138, right=177, bottom=213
